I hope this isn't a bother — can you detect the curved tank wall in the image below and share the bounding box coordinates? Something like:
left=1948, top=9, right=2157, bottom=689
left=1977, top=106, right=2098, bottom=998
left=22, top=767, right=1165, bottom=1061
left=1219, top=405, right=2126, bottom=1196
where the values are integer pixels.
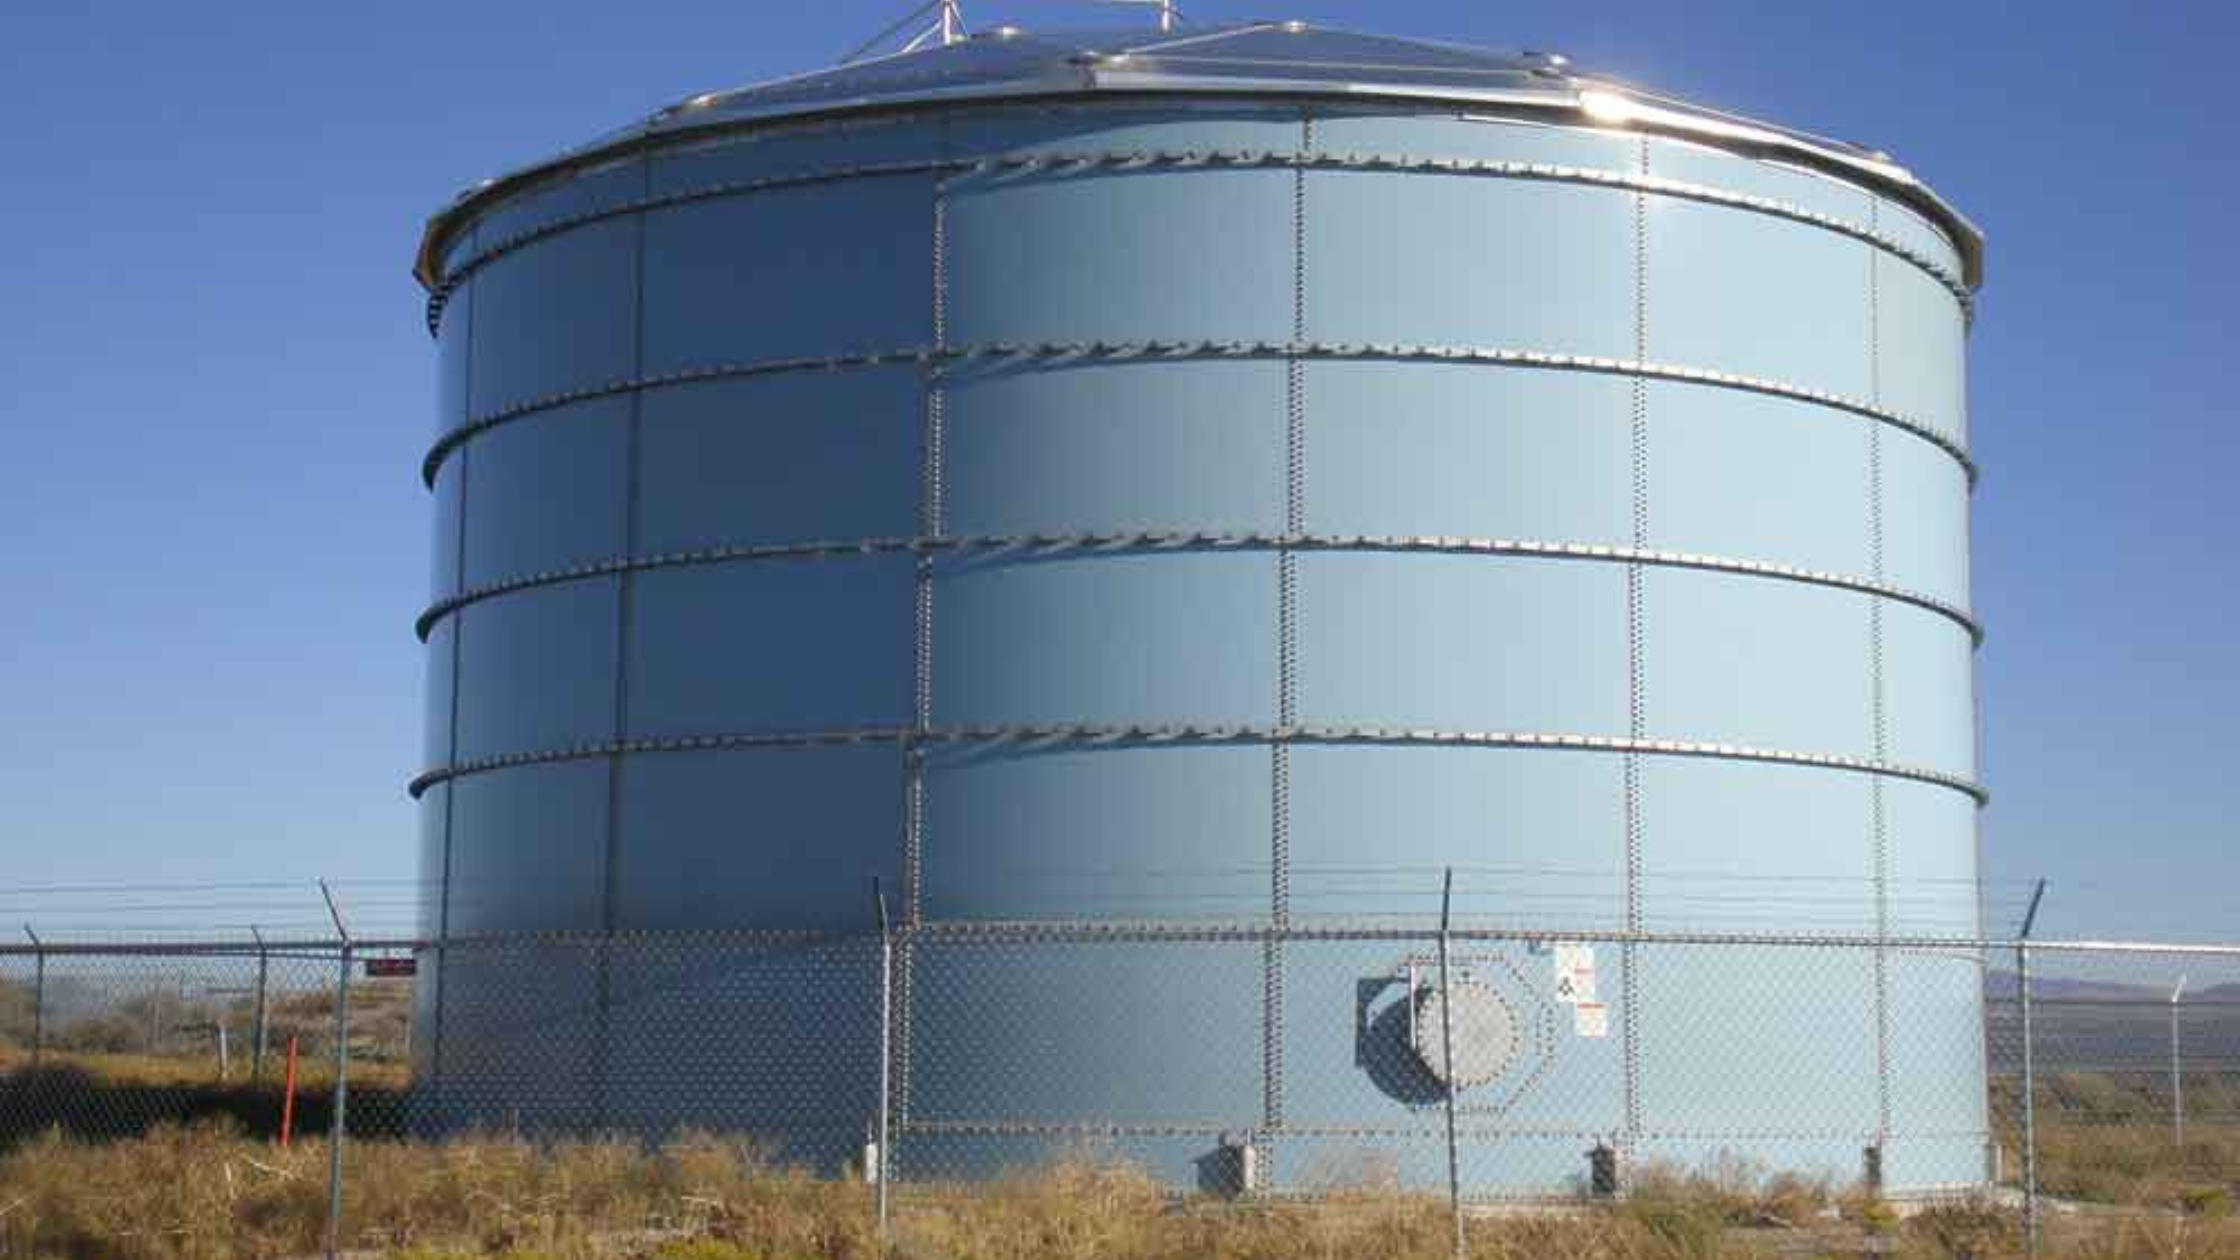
left=414, top=96, right=1982, bottom=1191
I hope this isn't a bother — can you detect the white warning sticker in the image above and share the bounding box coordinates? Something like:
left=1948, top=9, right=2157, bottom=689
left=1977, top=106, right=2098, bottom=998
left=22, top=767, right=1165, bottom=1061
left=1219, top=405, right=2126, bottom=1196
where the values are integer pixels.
left=1553, top=943, right=1598, bottom=1005
left=1574, top=1001, right=1610, bottom=1038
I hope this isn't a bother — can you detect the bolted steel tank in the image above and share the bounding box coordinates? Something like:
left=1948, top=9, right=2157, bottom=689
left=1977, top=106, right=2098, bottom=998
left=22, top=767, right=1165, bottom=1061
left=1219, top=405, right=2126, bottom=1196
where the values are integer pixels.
left=410, top=21, right=1985, bottom=1192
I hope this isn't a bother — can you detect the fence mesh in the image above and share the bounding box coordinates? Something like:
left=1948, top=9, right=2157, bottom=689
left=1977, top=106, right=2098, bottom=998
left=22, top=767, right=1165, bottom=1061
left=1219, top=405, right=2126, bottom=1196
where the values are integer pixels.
left=1984, top=942, right=2240, bottom=1215
left=1, top=926, right=2237, bottom=1255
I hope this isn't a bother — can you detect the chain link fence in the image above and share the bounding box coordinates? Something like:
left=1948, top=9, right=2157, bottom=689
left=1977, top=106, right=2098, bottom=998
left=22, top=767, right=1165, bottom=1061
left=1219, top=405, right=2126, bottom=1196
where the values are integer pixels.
left=1985, top=939, right=2240, bottom=1231
left=0, top=922, right=2236, bottom=1256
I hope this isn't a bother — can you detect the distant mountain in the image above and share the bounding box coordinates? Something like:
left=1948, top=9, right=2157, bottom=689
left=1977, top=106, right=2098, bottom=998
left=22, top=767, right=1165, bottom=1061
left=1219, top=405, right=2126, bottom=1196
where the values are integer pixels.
left=1982, top=972, right=2158, bottom=1002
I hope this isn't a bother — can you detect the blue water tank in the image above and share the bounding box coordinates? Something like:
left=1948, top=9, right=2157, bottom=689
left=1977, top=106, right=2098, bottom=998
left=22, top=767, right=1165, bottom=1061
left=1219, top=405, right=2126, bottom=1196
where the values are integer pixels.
left=411, top=22, right=1985, bottom=1193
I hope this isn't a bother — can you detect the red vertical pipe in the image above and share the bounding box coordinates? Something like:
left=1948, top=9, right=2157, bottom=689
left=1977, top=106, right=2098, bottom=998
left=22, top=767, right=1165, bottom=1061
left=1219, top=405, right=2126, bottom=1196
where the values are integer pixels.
left=279, top=1035, right=300, bottom=1148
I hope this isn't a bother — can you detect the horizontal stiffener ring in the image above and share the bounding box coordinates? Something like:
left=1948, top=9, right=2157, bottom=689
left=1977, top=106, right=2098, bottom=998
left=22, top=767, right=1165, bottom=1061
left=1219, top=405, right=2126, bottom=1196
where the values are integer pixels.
left=423, top=145, right=1974, bottom=334
left=416, top=531, right=1982, bottom=644
left=408, top=723, right=1987, bottom=803
left=423, top=341, right=1977, bottom=488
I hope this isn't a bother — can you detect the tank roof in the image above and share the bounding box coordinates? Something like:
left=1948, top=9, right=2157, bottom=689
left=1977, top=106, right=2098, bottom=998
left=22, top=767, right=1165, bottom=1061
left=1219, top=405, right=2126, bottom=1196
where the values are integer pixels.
left=414, top=21, right=1982, bottom=290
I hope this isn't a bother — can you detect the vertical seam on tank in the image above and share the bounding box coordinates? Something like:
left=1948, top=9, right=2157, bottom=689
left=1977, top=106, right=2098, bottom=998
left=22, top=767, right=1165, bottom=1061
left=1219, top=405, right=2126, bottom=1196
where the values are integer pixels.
left=1962, top=274, right=1981, bottom=813
left=430, top=225, right=476, bottom=1110
left=1266, top=108, right=1310, bottom=1146
left=591, top=158, right=653, bottom=1133
left=901, top=123, right=952, bottom=1132
left=1869, top=198, right=1893, bottom=1149
left=1621, top=134, right=1648, bottom=1158
left=913, top=179, right=947, bottom=925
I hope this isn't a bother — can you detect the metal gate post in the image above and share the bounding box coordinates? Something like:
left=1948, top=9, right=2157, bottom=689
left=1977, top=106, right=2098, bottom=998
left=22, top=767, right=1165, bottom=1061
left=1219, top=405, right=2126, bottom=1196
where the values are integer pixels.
left=320, top=882, right=353, bottom=1260
left=2171, top=976, right=2187, bottom=1148
left=325, top=942, right=353, bottom=1258
left=873, top=879, right=893, bottom=1235
left=1437, top=868, right=1463, bottom=1260
left=2016, top=880, right=2045, bottom=1255
left=23, top=926, right=42, bottom=1067
left=251, top=926, right=271, bottom=1084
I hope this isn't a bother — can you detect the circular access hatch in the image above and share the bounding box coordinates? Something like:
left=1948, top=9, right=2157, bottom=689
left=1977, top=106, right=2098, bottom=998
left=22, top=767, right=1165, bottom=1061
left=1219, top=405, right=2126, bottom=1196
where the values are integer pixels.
left=1413, top=977, right=1521, bottom=1087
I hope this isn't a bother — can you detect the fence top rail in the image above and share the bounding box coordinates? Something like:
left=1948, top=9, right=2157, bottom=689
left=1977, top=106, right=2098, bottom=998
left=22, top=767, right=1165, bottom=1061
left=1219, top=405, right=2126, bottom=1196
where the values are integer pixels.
left=0, top=936, right=422, bottom=958
left=1991, top=996, right=2240, bottom=1009
left=0, top=926, right=2236, bottom=957
left=2017, top=938, right=2240, bottom=959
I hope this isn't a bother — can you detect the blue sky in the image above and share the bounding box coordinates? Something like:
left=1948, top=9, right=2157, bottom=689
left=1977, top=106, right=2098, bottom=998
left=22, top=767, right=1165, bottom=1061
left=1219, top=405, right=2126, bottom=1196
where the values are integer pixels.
left=0, top=1, right=2230, bottom=939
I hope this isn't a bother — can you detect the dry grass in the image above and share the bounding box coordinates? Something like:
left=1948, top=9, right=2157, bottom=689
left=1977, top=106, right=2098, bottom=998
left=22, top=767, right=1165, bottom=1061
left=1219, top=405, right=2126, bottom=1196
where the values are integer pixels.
left=0, top=1047, right=408, bottom=1092
left=1990, top=1072, right=2240, bottom=1213
left=3, top=1125, right=2240, bottom=1260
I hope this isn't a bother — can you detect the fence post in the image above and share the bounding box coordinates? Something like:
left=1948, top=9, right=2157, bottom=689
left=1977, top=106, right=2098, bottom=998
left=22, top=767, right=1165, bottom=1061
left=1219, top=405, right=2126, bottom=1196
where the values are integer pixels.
left=251, top=925, right=271, bottom=1085
left=1437, top=868, right=1463, bottom=1260
left=321, top=881, right=352, bottom=1260
left=2171, top=976, right=2187, bottom=1148
left=873, top=878, right=893, bottom=1237
left=23, top=926, right=42, bottom=1067
left=2016, top=879, right=2045, bottom=1255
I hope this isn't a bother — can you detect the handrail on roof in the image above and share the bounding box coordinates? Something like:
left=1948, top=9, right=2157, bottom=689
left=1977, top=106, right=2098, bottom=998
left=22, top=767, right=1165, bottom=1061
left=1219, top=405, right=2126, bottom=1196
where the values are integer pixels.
left=411, top=21, right=1983, bottom=295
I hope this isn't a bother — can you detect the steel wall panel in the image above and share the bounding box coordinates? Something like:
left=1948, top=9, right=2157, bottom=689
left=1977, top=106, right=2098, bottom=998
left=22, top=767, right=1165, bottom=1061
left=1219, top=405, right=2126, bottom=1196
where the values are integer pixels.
left=1296, top=554, right=1630, bottom=735
left=452, top=579, right=620, bottom=760
left=600, top=938, right=879, bottom=1169
left=946, top=168, right=1294, bottom=345
left=640, top=177, right=936, bottom=372
left=904, top=940, right=1264, bottom=1126
left=1646, top=197, right=1873, bottom=401
left=475, top=159, right=645, bottom=248
left=1304, top=362, right=1633, bottom=543
left=1877, top=253, right=1969, bottom=446
left=434, top=225, right=474, bottom=437
left=941, top=359, right=1288, bottom=536
left=460, top=396, right=630, bottom=587
left=429, top=453, right=463, bottom=601
left=614, top=747, right=905, bottom=931
left=1881, top=602, right=1978, bottom=780
left=642, top=175, right=934, bottom=373
left=445, top=762, right=611, bottom=935
left=430, top=940, right=603, bottom=1133
left=1634, top=943, right=1878, bottom=1135
left=1880, top=426, right=1972, bottom=612
left=417, top=783, right=448, bottom=941
left=1883, top=779, right=1980, bottom=938
left=1641, top=568, right=1874, bottom=758
left=1646, top=381, right=1873, bottom=580
left=1881, top=781, right=1987, bottom=1184
left=468, top=219, right=638, bottom=413
left=931, top=552, right=1281, bottom=728
left=921, top=744, right=1272, bottom=921
left=626, top=557, right=917, bottom=737
left=634, top=367, right=923, bottom=553
left=1885, top=949, right=1991, bottom=1186
left=1637, top=759, right=1875, bottom=934
left=1306, top=171, right=1633, bottom=354
left=423, top=617, right=455, bottom=770
left=1286, top=745, right=1628, bottom=928
left=1874, top=196, right=1967, bottom=289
